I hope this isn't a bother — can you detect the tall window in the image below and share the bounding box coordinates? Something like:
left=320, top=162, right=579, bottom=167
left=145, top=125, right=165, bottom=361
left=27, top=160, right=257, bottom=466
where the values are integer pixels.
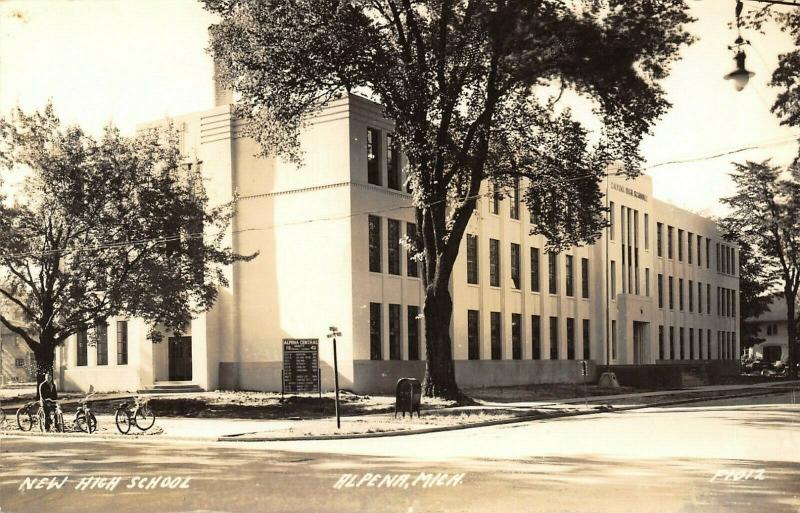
left=490, top=183, right=501, bottom=214
left=689, top=280, right=694, bottom=312
left=116, top=320, right=128, bottom=365
left=697, top=235, right=703, bottom=267
left=406, top=223, right=419, bottom=278
left=716, top=242, right=720, bottom=271
left=466, top=234, right=479, bottom=284
left=566, top=318, right=575, bottom=360
left=489, top=239, right=500, bottom=287
left=530, top=247, right=540, bottom=293
left=408, top=306, right=420, bottom=360
left=531, top=315, right=541, bottom=359
left=511, top=314, right=522, bottom=360
left=76, top=330, right=88, bottom=367
left=679, top=278, right=684, bottom=311
left=658, top=325, right=665, bottom=360
left=610, top=201, right=615, bottom=240
left=368, top=215, right=381, bottom=273
left=582, top=319, right=590, bottom=360
left=510, top=179, right=520, bottom=220
left=610, top=260, right=616, bottom=299
left=699, top=329, right=704, bottom=359
left=679, top=327, right=685, bottom=360
left=581, top=258, right=589, bottom=299
left=669, top=326, right=674, bottom=359
left=708, top=329, right=712, bottom=359
left=490, top=312, right=502, bottom=360
left=549, top=316, right=559, bottom=360
left=370, top=303, right=382, bottom=360
left=689, top=328, right=695, bottom=359
left=698, top=282, right=703, bottom=314
left=645, top=268, right=650, bottom=297
left=548, top=253, right=558, bottom=294
left=678, top=229, right=684, bottom=261
left=667, top=226, right=674, bottom=259
left=732, top=248, right=737, bottom=276
left=511, top=243, right=521, bottom=289
left=657, top=222, right=663, bottom=257
left=707, top=284, right=711, bottom=313
left=565, top=255, right=574, bottom=297
left=389, top=304, right=401, bottom=360
left=687, top=231, right=693, bottom=264
left=706, top=239, right=711, bottom=268
left=668, top=276, right=674, bottom=309
left=658, top=273, right=664, bottom=308
left=367, top=127, right=381, bottom=185
left=387, top=219, right=401, bottom=275
left=611, top=320, right=617, bottom=360
left=467, top=310, right=480, bottom=360
left=644, top=213, right=649, bottom=250
left=96, top=322, right=108, bottom=366
left=387, top=134, right=400, bottom=190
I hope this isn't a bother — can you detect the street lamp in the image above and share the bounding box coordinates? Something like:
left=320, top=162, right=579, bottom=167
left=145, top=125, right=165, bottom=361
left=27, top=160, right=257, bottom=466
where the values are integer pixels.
left=724, top=48, right=755, bottom=92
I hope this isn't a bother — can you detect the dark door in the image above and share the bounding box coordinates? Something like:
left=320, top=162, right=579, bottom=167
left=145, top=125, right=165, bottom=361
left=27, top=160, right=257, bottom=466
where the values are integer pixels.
left=763, top=345, right=782, bottom=363
left=168, top=336, right=192, bottom=381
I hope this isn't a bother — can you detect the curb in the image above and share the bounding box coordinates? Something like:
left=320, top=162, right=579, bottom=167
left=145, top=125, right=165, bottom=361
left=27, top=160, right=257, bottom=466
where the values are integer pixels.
left=217, top=387, right=796, bottom=443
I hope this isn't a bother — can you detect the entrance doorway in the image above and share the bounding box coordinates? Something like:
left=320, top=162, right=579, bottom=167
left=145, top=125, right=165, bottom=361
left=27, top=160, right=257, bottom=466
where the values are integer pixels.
left=632, top=321, right=648, bottom=364
left=168, top=336, right=192, bottom=381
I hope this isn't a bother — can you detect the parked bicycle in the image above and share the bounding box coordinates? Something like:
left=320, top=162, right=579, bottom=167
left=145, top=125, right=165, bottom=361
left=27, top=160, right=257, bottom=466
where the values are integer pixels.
left=73, top=386, right=97, bottom=433
left=115, top=396, right=155, bottom=434
left=16, top=386, right=97, bottom=433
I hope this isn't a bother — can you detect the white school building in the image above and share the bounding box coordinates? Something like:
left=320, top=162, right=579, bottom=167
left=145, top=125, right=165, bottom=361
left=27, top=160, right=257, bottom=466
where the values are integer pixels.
left=56, top=93, right=740, bottom=394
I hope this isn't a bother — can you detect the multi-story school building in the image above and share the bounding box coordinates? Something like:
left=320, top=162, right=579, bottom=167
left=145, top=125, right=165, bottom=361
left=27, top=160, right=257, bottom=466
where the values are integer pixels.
left=57, top=93, right=740, bottom=393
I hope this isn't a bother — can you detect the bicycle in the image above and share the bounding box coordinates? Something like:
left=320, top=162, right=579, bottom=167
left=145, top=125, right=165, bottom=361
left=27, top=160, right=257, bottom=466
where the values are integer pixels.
left=115, top=396, right=155, bottom=434
left=16, top=401, right=38, bottom=431
left=34, top=399, right=65, bottom=432
left=72, top=386, right=97, bottom=433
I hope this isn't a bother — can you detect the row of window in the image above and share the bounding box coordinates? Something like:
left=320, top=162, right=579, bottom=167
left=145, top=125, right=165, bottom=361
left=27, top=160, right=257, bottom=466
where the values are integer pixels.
left=657, top=326, right=737, bottom=361
left=467, top=312, right=592, bottom=361
left=366, top=128, right=405, bottom=191
left=715, top=242, right=736, bottom=275
left=369, top=303, right=421, bottom=361
left=717, top=287, right=737, bottom=318
left=368, top=216, right=420, bottom=277
left=467, top=236, right=590, bottom=297
left=76, top=321, right=129, bottom=367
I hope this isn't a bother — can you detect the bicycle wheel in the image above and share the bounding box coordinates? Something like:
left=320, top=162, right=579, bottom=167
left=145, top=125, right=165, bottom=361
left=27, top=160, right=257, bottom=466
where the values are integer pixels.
left=115, top=407, right=132, bottom=434
left=75, top=412, right=97, bottom=433
left=54, top=411, right=65, bottom=433
left=86, top=412, right=97, bottom=434
left=134, top=404, right=155, bottom=431
left=16, top=406, right=34, bottom=431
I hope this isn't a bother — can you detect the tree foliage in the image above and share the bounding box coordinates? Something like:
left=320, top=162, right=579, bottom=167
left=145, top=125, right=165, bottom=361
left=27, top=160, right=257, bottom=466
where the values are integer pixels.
left=0, top=104, right=256, bottom=379
left=203, top=0, right=694, bottom=398
left=722, top=160, right=800, bottom=377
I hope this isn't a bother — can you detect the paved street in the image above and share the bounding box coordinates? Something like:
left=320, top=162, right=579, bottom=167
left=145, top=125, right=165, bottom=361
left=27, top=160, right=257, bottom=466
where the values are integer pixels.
left=1, top=391, right=798, bottom=513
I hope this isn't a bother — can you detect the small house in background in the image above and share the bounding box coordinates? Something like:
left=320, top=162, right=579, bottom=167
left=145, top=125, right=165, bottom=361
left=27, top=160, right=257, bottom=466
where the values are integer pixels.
left=745, top=297, right=798, bottom=363
left=1, top=324, right=35, bottom=384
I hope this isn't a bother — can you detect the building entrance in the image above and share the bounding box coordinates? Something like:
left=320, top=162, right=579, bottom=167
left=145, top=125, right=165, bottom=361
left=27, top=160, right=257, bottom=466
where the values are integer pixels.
left=168, top=336, right=192, bottom=381
left=633, top=321, right=648, bottom=364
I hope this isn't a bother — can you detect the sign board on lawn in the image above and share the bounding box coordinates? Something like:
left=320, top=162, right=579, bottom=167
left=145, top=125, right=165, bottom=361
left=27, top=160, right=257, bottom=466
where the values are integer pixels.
left=282, top=339, right=320, bottom=393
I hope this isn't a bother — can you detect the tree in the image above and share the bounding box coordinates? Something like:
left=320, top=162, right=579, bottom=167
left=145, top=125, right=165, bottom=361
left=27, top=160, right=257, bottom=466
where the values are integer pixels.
left=720, top=228, right=773, bottom=352
left=722, top=160, right=800, bottom=378
left=0, top=104, right=256, bottom=387
left=203, top=0, right=694, bottom=399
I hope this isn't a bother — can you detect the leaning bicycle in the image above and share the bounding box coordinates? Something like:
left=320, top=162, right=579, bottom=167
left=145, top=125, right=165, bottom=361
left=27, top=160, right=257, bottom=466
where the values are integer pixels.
left=115, top=396, right=155, bottom=434
left=73, top=386, right=97, bottom=433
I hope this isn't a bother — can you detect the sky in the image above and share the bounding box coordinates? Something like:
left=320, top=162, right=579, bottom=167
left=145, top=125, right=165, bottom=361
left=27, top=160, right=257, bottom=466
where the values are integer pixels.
left=0, top=0, right=798, bottom=217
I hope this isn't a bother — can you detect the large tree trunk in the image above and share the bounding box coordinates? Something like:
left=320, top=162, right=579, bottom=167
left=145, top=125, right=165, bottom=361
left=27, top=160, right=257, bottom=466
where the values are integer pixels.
left=33, top=339, right=56, bottom=400
left=422, top=282, right=461, bottom=400
left=786, top=290, right=798, bottom=380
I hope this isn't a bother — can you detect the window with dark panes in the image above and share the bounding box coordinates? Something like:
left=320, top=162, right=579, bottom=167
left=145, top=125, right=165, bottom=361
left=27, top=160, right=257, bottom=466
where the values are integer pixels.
left=566, top=317, right=575, bottom=360
left=367, top=127, right=381, bottom=185
left=406, top=223, right=419, bottom=277
left=512, top=313, right=522, bottom=360
left=689, top=280, right=694, bottom=312
left=389, top=304, right=401, bottom=360
left=531, top=315, right=541, bottom=359
left=511, top=243, right=521, bottom=289
left=667, top=225, right=673, bottom=259
left=370, top=303, right=382, bottom=360
left=610, top=202, right=615, bottom=240
left=489, top=239, right=500, bottom=287
left=77, top=330, right=88, bottom=367
left=582, top=319, right=590, bottom=360
left=510, top=179, right=520, bottom=220
left=669, top=326, right=674, bottom=359
left=611, top=320, right=617, bottom=360
left=689, top=328, right=695, bottom=359
left=658, top=325, right=665, bottom=360
left=678, top=229, right=683, bottom=261
left=466, top=234, right=478, bottom=284
left=679, top=327, right=685, bottom=360
left=687, top=231, right=693, bottom=264
left=96, top=322, right=108, bottom=366
left=369, top=215, right=381, bottom=273
left=490, top=183, right=501, bottom=214
left=657, top=222, right=663, bottom=257
left=565, top=255, right=575, bottom=297
left=387, top=219, right=400, bottom=275
left=387, top=134, right=400, bottom=191
left=581, top=258, right=589, bottom=298
left=490, top=312, right=502, bottom=360
left=679, top=278, right=684, bottom=311
left=548, top=252, right=558, bottom=295
left=408, top=306, right=420, bottom=360
left=117, top=320, right=128, bottom=365
left=668, top=276, right=674, bottom=309
left=530, top=247, right=540, bottom=292
left=467, top=310, right=480, bottom=360
left=549, top=316, right=559, bottom=360
left=610, top=260, right=616, bottom=299
left=658, top=273, right=663, bottom=308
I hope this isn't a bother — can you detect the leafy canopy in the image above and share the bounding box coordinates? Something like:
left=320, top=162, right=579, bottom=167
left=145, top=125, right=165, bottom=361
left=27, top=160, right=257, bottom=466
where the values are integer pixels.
left=0, top=104, right=255, bottom=353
